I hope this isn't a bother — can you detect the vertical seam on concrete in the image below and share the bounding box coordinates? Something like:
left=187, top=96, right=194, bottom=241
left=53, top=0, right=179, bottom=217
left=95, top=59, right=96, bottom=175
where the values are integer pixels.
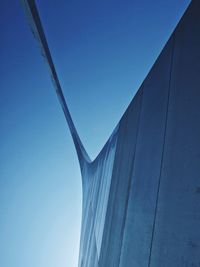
left=97, top=134, right=118, bottom=257
left=147, top=32, right=176, bottom=267
left=118, top=87, right=144, bottom=267
left=98, top=133, right=119, bottom=265
left=90, top=200, right=100, bottom=266
left=99, top=113, right=129, bottom=265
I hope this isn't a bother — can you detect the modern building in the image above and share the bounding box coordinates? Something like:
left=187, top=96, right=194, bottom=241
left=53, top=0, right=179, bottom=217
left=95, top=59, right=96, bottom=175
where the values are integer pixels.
left=23, top=1, right=200, bottom=266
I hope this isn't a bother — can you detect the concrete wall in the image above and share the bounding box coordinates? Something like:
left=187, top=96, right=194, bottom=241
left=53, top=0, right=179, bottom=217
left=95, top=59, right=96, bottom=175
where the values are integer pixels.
left=78, top=1, right=200, bottom=266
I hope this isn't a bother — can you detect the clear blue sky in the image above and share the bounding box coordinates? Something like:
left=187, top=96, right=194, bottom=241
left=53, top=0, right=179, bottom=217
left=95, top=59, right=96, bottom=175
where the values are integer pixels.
left=0, top=1, right=190, bottom=266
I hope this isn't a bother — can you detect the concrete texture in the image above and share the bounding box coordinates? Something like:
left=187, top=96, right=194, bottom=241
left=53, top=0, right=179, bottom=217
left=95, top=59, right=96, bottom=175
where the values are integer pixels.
left=78, top=1, right=200, bottom=266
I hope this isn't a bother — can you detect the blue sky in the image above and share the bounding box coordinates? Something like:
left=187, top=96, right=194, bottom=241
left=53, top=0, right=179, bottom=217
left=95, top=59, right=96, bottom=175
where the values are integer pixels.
left=0, top=1, right=190, bottom=266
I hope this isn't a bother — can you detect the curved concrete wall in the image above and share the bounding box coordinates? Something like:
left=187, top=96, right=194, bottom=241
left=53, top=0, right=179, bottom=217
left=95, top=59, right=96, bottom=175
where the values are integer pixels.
left=78, top=1, right=200, bottom=266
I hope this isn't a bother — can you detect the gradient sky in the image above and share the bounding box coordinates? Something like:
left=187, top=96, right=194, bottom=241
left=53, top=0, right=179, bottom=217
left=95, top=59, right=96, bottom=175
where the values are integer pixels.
left=0, top=1, right=190, bottom=266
